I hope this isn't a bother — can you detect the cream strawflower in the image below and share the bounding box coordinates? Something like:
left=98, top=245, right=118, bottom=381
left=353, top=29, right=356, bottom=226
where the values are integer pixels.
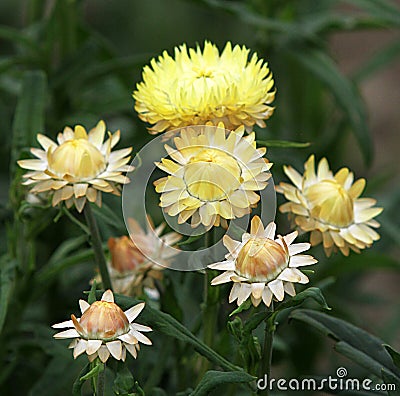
left=18, top=121, right=133, bottom=212
left=104, top=216, right=182, bottom=296
left=133, top=41, right=275, bottom=134
left=276, top=155, right=383, bottom=256
left=208, top=216, right=317, bottom=307
left=52, top=290, right=152, bottom=362
left=154, top=124, right=272, bottom=228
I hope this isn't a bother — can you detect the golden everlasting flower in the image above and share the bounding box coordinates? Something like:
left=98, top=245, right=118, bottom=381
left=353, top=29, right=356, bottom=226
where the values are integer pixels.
left=133, top=41, right=275, bottom=133
left=276, top=155, right=383, bottom=256
left=52, top=290, right=152, bottom=362
left=105, top=216, right=182, bottom=296
left=209, top=216, right=317, bottom=307
left=18, top=121, right=133, bottom=212
left=154, top=124, right=272, bottom=228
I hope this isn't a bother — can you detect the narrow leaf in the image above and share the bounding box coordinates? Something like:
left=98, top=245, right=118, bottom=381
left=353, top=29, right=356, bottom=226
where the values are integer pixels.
left=95, top=291, right=242, bottom=373
left=290, top=309, right=400, bottom=380
left=288, top=48, right=372, bottom=164
left=0, top=256, right=17, bottom=333
left=190, top=370, right=255, bottom=396
left=11, top=70, right=47, bottom=176
left=257, top=140, right=310, bottom=148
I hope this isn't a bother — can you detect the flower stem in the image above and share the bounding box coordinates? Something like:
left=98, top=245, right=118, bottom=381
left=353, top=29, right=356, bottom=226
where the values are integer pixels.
left=260, top=303, right=275, bottom=395
left=200, top=228, right=219, bottom=375
left=83, top=204, right=112, bottom=291
left=96, top=365, right=105, bottom=396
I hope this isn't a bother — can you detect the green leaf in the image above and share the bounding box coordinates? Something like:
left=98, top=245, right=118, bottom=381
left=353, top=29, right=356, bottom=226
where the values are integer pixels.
left=11, top=70, right=47, bottom=176
left=381, top=369, right=400, bottom=396
left=80, top=361, right=104, bottom=381
left=257, top=139, right=310, bottom=148
left=0, top=25, right=40, bottom=51
left=95, top=291, right=242, bottom=373
left=288, top=48, right=372, bottom=165
left=229, top=299, right=252, bottom=316
left=36, top=248, right=94, bottom=285
left=72, top=363, right=91, bottom=396
left=0, top=255, right=17, bottom=333
left=345, top=0, right=400, bottom=28
left=47, top=236, right=88, bottom=267
left=30, top=356, right=79, bottom=396
left=354, top=40, right=400, bottom=82
left=321, top=253, right=400, bottom=276
left=290, top=309, right=400, bottom=380
left=276, top=287, right=331, bottom=313
left=91, top=203, right=126, bottom=232
left=177, top=234, right=203, bottom=246
left=384, top=345, right=400, bottom=369
left=113, top=364, right=136, bottom=396
left=189, top=370, right=255, bottom=396
left=87, top=280, right=98, bottom=305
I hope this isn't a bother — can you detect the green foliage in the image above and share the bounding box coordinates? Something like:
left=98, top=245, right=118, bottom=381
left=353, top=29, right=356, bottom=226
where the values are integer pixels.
left=290, top=309, right=400, bottom=380
left=189, top=370, right=255, bottom=396
left=0, top=0, right=399, bottom=394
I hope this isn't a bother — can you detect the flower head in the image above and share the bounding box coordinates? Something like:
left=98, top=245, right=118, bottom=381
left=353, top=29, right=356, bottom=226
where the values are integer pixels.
left=52, top=290, right=152, bottom=362
left=105, top=216, right=182, bottom=296
left=209, top=216, right=317, bottom=307
left=276, top=155, right=383, bottom=256
left=154, top=124, right=272, bottom=228
left=18, top=121, right=133, bottom=212
left=134, top=41, right=275, bottom=133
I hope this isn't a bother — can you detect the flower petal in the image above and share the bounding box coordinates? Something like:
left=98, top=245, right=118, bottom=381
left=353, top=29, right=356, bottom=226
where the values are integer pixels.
left=130, top=330, right=152, bottom=345
left=268, top=279, right=284, bottom=301
left=79, top=300, right=90, bottom=314
left=124, top=303, right=145, bottom=323
left=73, top=339, right=87, bottom=359
left=53, top=329, right=80, bottom=339
left=86, top=340, right=102, bottom=355
left=101, top=289, right=114, bottom=303
left=98, top=345, right=110, bottom=363
left=106, top=340, right=122, bottom=360
left=52, top=320, right=74, bottom=329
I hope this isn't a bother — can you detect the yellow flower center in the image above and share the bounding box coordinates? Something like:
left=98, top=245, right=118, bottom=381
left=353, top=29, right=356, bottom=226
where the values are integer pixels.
left=236, top=237, right=288, bottom=282
left=48, top=139, right=106, bottom=181
left=183, top=148, right=242, bottom=202
left=76, top=301, right=130, bottom=341
left=304, top=180, right=354, bottom=227
left=193, top=66, right=214, bottom=79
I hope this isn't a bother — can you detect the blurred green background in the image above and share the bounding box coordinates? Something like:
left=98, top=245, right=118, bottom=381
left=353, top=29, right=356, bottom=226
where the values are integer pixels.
left=0, top=0, right=399, bottom=395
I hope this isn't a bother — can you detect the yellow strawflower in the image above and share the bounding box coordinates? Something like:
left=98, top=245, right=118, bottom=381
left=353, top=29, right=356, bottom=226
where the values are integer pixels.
left=276, top=155, right=383, bottom=256
left=18, top=121, right=133, bottom=212
left=153, top=123, right=272, bottom=228
left=52, top=290, right=152, bottom=362
left=209, top=216, right=317, bottom=307
left=134, top=41, right=275, bottom=133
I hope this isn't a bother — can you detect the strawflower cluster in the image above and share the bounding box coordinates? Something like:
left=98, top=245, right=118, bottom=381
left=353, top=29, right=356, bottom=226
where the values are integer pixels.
left=14, top=40, right=383, bottom=388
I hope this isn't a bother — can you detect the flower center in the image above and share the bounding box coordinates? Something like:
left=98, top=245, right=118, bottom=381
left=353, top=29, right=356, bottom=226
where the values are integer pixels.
left=193, top=66, right=214, bottom=79
left=304, top=180, right=354, bottom=227
left=183, top=148, right=242, bottom=202
left=77, top=301, right=130, bottom=341
left=236, top=237, right=288, bottom=282
left=48, top=139, right=106, bottom=181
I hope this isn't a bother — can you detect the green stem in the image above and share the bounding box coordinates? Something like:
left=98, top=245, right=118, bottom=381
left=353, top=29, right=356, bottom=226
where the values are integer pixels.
left=260, top=303, right=274, bottom=395
left=96, top=366, right=105, bottom=396
left=83, top=204, right=112, bottom=291
left=200, top=228, right=220, bottom=375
